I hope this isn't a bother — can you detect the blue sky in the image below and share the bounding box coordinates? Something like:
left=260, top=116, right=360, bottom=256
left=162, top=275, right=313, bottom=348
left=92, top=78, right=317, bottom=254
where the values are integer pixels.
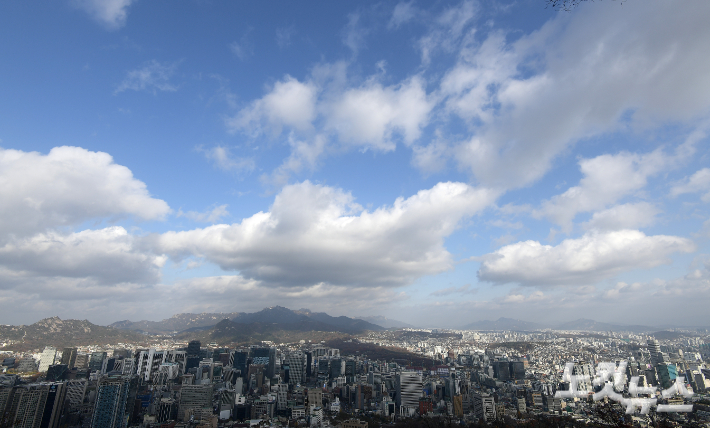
left=1, top=0, right=709, bottom=327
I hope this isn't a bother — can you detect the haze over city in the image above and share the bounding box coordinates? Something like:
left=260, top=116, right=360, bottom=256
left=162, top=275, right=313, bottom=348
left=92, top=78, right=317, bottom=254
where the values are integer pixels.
left=1, top=0, right=709, bottom=329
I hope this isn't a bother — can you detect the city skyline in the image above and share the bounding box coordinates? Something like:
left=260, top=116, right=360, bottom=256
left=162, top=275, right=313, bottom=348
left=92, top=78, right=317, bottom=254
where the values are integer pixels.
left=1, top=0, right=709, bottom=327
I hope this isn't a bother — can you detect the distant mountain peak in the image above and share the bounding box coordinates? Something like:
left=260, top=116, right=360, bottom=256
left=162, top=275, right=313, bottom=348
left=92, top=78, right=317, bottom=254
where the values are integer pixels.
left=111, top=307, right=384, bottom=336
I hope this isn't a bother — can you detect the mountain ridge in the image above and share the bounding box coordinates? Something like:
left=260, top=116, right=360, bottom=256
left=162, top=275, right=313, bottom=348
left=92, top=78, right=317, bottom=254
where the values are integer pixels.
left=0, top=317, right=149, bottom=351
left=110, top=306, right=384, bottom=335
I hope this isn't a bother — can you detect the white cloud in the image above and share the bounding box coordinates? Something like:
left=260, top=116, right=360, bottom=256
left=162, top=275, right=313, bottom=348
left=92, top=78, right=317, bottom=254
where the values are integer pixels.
left=220, top=1, right=710, bottom=194
left=178, top=205, right=230, bottom=223
left=227, top=76, right=318, bottom=135
left=262, top=134, right=327, bottom=187
left=154, top=180, right=497, bottom=287
left=671, top=168, right=710, bottom=202
left=0, top=227, right=163, bottom=286
left=226, top=72, right=433, bottom=181
left=326, top=76, right=433, bottom=151
left=389, top=2, right=418, bottom=29
left=198, top=145, right=255, bottom=174
left=534, top=150, right=666, bottom=231
left=417, top=0, right=477, bottom=65
left=115, top=60, right=179, bottom=94
left=342, top=13, right=367, bottom=56
left=602, top=281, right=645, bottom=300
left=582, top=202, right=659, bottom=231
left=411, top=137, right=450, bottom=175
left=478, top=229, right=696, bottom=286
left=447, top=1, right=710, bottom=189
left=0, top=146, right=170, bottom=239
left=72, top=0, right=136, bottom=30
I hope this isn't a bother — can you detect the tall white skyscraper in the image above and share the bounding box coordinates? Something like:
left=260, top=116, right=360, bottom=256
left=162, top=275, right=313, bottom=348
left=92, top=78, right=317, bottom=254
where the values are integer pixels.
left=38, top=347, right=57, bottom=372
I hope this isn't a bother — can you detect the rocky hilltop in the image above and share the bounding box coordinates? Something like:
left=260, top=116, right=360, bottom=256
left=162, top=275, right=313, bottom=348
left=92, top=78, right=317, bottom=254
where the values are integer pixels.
left=0, top=317, right=149, bottom=351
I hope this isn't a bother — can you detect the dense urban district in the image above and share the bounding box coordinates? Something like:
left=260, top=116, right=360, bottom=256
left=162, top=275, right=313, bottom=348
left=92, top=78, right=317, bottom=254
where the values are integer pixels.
left=1, top=307, right=709, bottom=428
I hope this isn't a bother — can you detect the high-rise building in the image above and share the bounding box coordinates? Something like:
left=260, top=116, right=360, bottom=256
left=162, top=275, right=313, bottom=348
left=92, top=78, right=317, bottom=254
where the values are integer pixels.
left=276, top=383, right=288, bottom=412
left=318, top=359, right=329, bottom=376
left=88, top=352, right=107, bottom=372
left=65, top=379, right=87, bottom=407
left=45, top=364, right=68, bottom=382
left=472, top=392, right=496, bottom=422
left=38, top=347, right=57, bottom=373
left=307, top=387, right=323, bottom=408
left=251, top=347, right=276, bottom=379
left=186, top=340, right=201, bottom=370
left=91, top=375, right=132, bottom=428
left=648, top=339, right=662, bottom=366
left=157, top=398, right=177, bottom=422
left=657, top=363, right=677, bottom=389
left=0, top=386, right=13, bottom=422
left=60, top=348, right=77, bottom=369
left=329, top=359, right=343, bottom=381
left=510, top=361, right=525, bottom=380
left=74, top=353, right=89, bottom=369
left=286, top=353, right=304, bottom=386
left=179, top=384, right=213, bottom=421
left=396, top=371, right=422, bottom=415
left=344, top=359, right=357, bottom=381
left=136, top=349, right=166, bottom=382
left=230, top=350, right=248, bottom=378
left=4, top=383, right=66, bottom=428
left=187, top=340, right=201, bottom=356
left=40, top=383, right=66, bottom=428
left=492, top=360, right=510, bottom=381
left=16, top=357, right=38, bottom=373
left=305, top=352, right=313, bottom=378
left=7, top=385, right=44, bottom=428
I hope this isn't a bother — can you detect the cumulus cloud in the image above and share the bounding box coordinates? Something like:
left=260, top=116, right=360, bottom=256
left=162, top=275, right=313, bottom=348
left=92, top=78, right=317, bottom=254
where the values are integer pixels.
left=227, top=76, right=318, bottom=135
left=226, top=72, right=433, bottom=181
left=229, top=73, right=433, bottom=150
left=448, top=1, right=710, bottom=189
left=0, top=146, right=170, bottom=239
left=0, top=227, right=163, bottom=286
left=115, top=60, right=179, bottom=94
left=478, top=229, right=696, bottom=286
left=72, top=0, right=136, bottom=30
left=153, top=181, right=497, bottom=287
left=535, top=150, right=666, bottom=231
left=671, top=168, right=710, bottom=202
left=582, top=202, right=659, bottom=231
left=326, top=76, right=433, bottom=151
left=225, top=1, right=710, bottom=191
